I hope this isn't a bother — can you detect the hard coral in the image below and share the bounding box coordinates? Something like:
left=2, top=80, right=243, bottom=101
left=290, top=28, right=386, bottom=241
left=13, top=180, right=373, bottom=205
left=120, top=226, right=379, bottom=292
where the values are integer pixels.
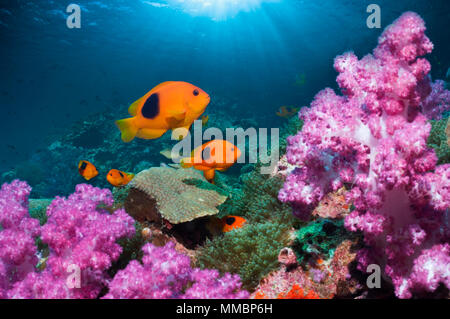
left=279, top=12, right=450, bottom=298
left=104, top=242, right=249, bottom=299
left=125, top=167, right=227, bottom=224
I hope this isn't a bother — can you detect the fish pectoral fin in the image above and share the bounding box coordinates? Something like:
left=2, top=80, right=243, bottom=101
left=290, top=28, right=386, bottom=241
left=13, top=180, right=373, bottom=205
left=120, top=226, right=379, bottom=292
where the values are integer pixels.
left=167, top=108, right=186, bottom=120
left=203, top=169, right=216, bottom=183
left=136, top=128, right=166, bottom=139
left=166, top=116, right=185, bottom=128
left=116, top=118, right=138, bottom=143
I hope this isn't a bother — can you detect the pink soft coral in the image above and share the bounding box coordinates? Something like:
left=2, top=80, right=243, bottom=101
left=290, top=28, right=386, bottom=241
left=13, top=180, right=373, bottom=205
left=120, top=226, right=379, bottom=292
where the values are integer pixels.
left=104, top=242, right=249, bottom=299
left=279, top=12, right=450, bottom=298
left=1, top=182, right=135, bottom=299
left=0, top=180, right=40, bottom=298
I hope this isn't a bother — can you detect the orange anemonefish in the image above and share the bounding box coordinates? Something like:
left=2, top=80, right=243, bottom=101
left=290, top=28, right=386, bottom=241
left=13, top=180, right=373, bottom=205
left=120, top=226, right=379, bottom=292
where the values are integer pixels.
left=222, top=216, right=247, bottom=233
left=78, top=160, right=98, bottom=181
left=180, top=140, right=241, bottom=184
left=106, top=169, right=135, bottom=187
left=276, top=106, right=299, bottom=118
left=116, top=81, right=210, bottom=142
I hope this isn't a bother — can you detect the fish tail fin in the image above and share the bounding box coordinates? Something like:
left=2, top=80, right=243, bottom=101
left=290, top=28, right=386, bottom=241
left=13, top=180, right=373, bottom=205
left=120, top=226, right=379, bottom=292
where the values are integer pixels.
left=116, top=118, right=138, bottom=143
left=180, top=157, right=193, bottom=168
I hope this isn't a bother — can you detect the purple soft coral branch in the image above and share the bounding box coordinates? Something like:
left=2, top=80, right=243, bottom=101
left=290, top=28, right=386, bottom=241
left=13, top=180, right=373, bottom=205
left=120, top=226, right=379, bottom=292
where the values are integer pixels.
left=104, top=242, right=249, bottom=299
left=1, top=181, right=135, bottom=299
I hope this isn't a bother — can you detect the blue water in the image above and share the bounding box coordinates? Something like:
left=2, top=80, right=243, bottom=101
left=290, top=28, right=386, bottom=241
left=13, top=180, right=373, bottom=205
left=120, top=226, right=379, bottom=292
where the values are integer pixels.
left=0, top=0, right=449, bottom=195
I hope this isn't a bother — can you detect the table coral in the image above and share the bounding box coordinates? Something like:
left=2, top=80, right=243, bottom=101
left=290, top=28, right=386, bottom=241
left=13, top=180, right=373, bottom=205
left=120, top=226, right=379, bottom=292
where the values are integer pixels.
left=278, top=12, right=450, bottom=298
left=125, top=167, right=227, bottom=224
left=103, top=242, right=248, bottom=299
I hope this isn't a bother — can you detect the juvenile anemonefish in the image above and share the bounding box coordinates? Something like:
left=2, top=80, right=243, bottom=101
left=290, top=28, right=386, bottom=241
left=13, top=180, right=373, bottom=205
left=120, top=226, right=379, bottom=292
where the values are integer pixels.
left=206, top=215, right=247, bottom=235
left=78, top=160, right=98, bottom=180
left=276, top=106, right=300, bottom=118
left=180, top=140, right=241, bottom=184
left=106, top=169, right=135, bottom=187
left=116, top=81, right=210, bottom=142
left=222, top=216, right=247, bottom=233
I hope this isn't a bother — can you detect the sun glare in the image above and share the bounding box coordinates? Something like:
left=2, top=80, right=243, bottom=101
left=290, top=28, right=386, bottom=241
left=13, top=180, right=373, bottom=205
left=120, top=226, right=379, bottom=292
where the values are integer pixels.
left=168, top=0, right=277, bottom=20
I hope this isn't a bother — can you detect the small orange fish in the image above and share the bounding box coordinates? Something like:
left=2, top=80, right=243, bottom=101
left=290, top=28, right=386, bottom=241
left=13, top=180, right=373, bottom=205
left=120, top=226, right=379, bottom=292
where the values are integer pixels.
left=78, top=160, right=98, bottom=181
left=222, top=216, right=247, bottom=233
left=106, top=169, right=135, bottom=187
left=276, top=106, right=299, bottom=118
left=180, top=140, right=241, bottom=184
left=201, top=115, right=209, bottom=125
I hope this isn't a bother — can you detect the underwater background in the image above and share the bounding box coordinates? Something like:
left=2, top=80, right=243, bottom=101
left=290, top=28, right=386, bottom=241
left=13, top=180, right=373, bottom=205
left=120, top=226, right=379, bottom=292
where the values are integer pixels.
left=0, top=0, right=449, bottom=198
left=0, top=0, right=449, bottom=300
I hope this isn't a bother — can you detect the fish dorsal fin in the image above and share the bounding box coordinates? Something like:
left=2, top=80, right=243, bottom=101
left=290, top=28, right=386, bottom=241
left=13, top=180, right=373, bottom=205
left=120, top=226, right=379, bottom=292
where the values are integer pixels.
left=151, top=81, right=177, bottom=92
left=128, top=97, right=144, bottom=116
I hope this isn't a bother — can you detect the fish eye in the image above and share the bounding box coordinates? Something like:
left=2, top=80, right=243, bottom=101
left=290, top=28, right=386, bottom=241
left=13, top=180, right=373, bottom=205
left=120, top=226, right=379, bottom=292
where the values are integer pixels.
left=193, top=89, right=199, bottom=96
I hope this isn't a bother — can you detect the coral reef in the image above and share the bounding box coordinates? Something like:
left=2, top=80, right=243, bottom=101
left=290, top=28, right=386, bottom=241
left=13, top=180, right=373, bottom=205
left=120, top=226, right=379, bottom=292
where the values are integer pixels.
left=104, top=242, right=248, bottom=299
left=197, top=169, right=297, bottom=291
left=293, top=219, right=354, bottom=265
left=279, top=12, right=450, bottom=298
left=252, top=240, right=362, bottom=299
left=312, top=187, right=351, bottom=219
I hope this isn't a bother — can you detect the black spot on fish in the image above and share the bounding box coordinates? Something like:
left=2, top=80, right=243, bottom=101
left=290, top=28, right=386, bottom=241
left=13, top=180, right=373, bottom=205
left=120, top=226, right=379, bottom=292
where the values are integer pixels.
left=119, top=171, right=124, bottom=178
left=225, top=217, right=235, bottom=225
left=79, top=161, right=87, bottom=172
left=202, top=147, right=211, bottom=161
left=141, top=93, right=160, bottom=119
